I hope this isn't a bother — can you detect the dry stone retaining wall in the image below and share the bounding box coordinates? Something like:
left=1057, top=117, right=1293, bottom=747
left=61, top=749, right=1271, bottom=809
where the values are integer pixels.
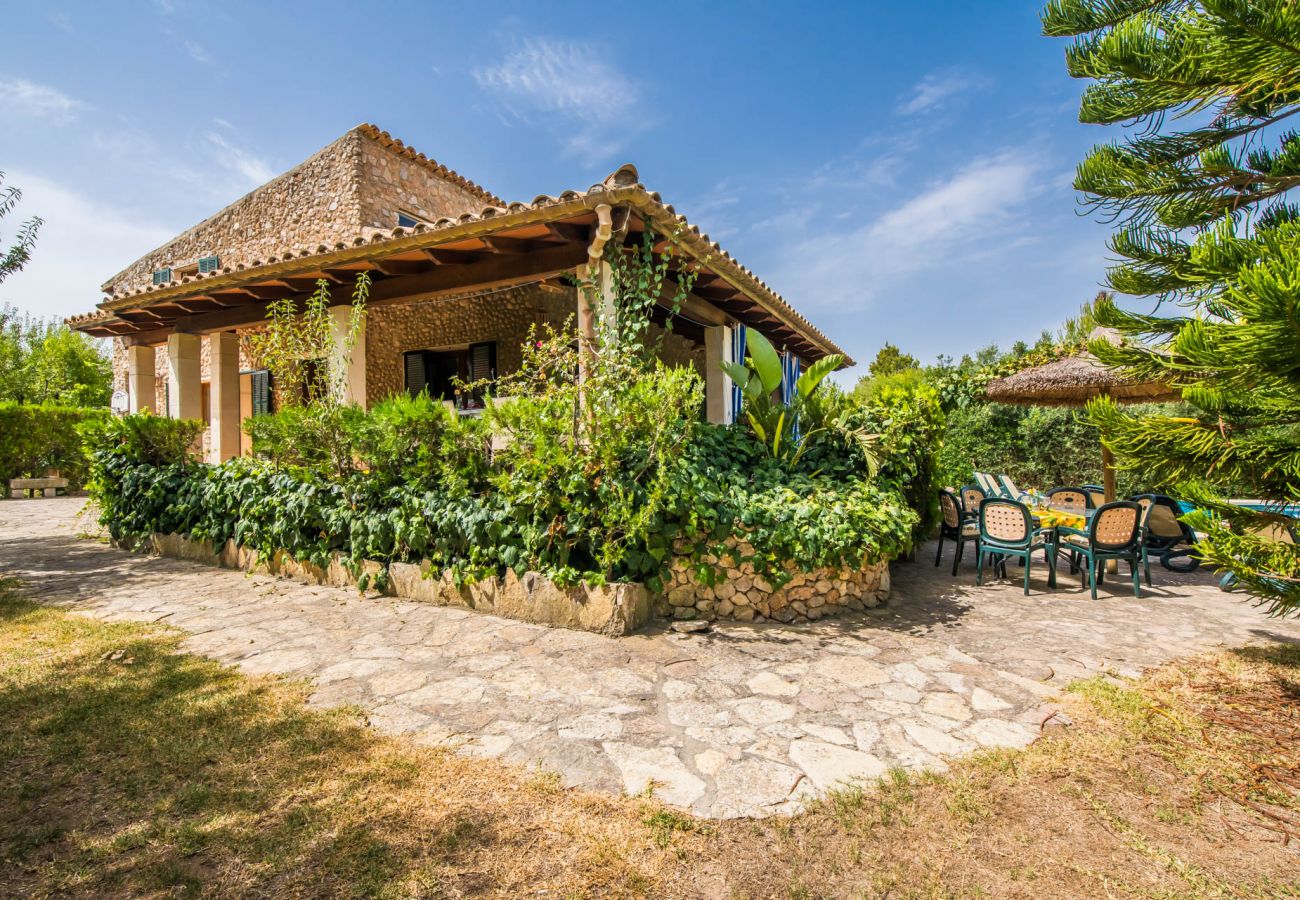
left=663, top=538, right=890, bottom=624
left=130, top=533, right=651, bottom=637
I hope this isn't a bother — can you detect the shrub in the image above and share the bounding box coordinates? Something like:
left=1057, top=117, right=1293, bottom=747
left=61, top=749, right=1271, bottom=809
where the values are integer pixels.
left=87, top=236, right=919, bottom=592
left=0, top=403, right=111, bottom=495
left=935, top=402, right=1174, bottom=497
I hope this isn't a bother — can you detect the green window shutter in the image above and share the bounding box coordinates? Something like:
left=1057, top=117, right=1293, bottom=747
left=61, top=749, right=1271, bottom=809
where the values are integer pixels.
left=251, top=370, right=272, bottom=416
left=198, top=255, right=220, bottom=274
left=152, top=268, right=172, bottom=286
left=404, top=351, right=428, bottom=397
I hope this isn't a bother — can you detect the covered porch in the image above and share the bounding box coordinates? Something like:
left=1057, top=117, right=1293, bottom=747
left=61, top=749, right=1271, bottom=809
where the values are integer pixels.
left=73, top=167, right=847, bottom=463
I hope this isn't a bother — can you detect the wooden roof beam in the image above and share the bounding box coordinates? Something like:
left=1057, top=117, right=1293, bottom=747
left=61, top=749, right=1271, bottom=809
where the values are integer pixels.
left=420, top=248, right=485, bottom=266
left=543, top=221, right=588, bottom=243
left=370, top=258, right=432, bottom=277
left=479, top=235, right=544, bottom=255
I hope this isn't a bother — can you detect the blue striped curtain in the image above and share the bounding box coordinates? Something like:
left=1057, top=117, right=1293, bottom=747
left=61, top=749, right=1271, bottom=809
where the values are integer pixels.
left=781, top=351, right=802, bottom=439
left=729, top=325, right=747, bottom=424
left=780, top=351, right=801, bottom=405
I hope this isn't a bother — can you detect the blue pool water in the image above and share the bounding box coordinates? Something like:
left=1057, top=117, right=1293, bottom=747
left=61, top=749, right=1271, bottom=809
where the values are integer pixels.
left=1176, top=500, right=1300, bottom=517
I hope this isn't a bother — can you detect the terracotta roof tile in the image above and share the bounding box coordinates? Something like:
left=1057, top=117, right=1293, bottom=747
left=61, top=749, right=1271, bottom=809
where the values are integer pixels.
left=69, top=161, right=848, bottom=362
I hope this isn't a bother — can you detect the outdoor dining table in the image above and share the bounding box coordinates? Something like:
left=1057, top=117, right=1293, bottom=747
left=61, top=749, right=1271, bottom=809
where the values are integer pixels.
left=1030, top=504, right=1091, bottom=533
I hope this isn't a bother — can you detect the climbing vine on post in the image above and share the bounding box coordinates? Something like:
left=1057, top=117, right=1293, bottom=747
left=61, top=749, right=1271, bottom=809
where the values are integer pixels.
left=245, top=273, right=370, bottom=408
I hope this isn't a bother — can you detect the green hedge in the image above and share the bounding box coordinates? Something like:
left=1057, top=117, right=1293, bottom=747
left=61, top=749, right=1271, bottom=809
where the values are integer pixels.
left=86, top=404, right=918, bottom=592
left=0, top=404, right=111, bottom=496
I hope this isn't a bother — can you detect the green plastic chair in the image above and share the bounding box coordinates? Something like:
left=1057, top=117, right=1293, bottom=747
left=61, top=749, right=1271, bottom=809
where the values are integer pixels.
left=976, top=498, right=1057, bottom=595
left=960, top=484, right=986, bottom=522
left=936, top=489, right=981, bottom=575
left=1057, top=501, right=1144, bottom=600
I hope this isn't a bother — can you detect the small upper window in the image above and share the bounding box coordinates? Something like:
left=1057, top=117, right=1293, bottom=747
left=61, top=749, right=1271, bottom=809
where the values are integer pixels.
left=396, top=211, right=424, bottom=229
left=152, top=268, right=172, bottom=285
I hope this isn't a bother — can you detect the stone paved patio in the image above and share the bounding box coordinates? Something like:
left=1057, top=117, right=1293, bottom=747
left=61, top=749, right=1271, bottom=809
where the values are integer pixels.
left=3, top=497, right=1298, bottom=818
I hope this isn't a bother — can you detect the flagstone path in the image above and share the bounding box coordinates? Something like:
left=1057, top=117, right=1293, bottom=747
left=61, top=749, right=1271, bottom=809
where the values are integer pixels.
left=3, top=498, right=1298, bottom=818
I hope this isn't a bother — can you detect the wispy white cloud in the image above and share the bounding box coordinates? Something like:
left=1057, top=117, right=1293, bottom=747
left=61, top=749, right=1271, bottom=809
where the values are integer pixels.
left=867, top=152, right=1036, bottom=248
left=184, top=40, right=212, bottom=64
left=49, top=12, right=73, bottom=33
left=203, top=130, right=275, bottom=189
left=898, top=69, right=988, bottom=115
left=0, top=78, right=86, bottom=121
left=473, top=37, right=651, bottom=164
left=0, top=170, right=176, bottom=318
left=768, top=151, right=1042, bottom=310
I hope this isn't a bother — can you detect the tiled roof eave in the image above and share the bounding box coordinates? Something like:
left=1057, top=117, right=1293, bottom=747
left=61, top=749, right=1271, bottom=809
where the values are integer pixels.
left=71, top=182, right=849, bottom=364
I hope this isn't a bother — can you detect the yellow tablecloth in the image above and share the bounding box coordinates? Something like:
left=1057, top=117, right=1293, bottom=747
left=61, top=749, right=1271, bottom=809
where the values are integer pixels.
left=1031, top=507, right=1087, bottom=531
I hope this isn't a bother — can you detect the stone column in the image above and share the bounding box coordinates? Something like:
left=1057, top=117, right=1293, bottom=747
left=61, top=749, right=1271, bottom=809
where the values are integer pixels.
left=127, top=344, right=156, bottom=414
left=704, top=325, right=732, bottom=425
left=166, top=333, right=202, bottom=420
left=329, top=305, right=367, bottom=407
left=208, top=331, right=240, bottom=464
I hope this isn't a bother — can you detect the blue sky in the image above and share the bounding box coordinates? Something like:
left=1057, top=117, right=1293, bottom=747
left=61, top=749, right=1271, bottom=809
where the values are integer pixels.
left=0, top=0, right=1116, bottom=374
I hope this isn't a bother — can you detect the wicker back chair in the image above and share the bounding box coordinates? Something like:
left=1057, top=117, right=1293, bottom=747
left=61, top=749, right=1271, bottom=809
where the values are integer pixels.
left=936, top=489, right=981, bottom=575
left=1132, top=494, right=1201, bottom=573
left=1047, top=486, right=1093, bottom=513
left=960, top=484, right=986, bottom=520
left=1058, top=500, right=1144, bottom=600
left=976, top=498, right=1056, bottom=595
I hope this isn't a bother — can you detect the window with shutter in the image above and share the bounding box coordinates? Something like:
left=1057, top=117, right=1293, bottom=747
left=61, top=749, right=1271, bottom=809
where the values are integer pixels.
left=468, top=342, right=496, bottom=383
left=250, top=370, right=272, bottom=416
left=403, top=351, right=428, bottom=397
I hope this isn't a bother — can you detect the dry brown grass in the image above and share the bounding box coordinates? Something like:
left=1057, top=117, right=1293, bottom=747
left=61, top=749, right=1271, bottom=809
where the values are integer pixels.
left=1, top=575, right=1297, bottom=898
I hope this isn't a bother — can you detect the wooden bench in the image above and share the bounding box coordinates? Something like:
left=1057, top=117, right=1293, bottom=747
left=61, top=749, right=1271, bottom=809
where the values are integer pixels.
left=9, top=477, right=69, bottom=498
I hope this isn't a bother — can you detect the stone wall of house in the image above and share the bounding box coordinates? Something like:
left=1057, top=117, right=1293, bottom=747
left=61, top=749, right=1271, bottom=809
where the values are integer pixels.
left=103, top=132, right=366, bottom=296
left=102, top=127, right=493, bottom=297
left=355, top=136, right=486, bottom=230
left=661, top=538, right=891, bottom=624
left=364, top=283, right=576, bottom=405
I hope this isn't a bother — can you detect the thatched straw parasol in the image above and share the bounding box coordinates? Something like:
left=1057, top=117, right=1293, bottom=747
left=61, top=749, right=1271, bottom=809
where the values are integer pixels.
left=983, top=328, right=1179, bottom=505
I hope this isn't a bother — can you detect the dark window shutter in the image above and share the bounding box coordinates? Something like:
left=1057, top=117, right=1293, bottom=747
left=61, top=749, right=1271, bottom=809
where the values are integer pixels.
left=251, top=370, right=272, bottom=416
left=468, top=342, right=497, bottom=383
left=164, top=380, right=170, bottom=417
left=404, top=351, right=428, bottom=397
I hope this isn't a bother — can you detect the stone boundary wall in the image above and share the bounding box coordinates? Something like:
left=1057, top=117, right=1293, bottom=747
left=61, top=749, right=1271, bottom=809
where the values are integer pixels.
left=127, top=533, right=651, bottom=637
left=662, top=539, right=890, bottom=624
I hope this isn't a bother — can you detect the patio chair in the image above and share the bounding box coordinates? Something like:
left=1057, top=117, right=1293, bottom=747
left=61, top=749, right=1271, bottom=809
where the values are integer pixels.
left=1046, top=486, right=1093, bottom=512
left=1132, top=494, right=1201, bottom=573
left=960, top=484, right=986, bottom=521
left=936, top=489, right=981, bottom=575
left=1083, top=484, right=1107, bottom=508
left=999, top=475, right=1023, bottom=499
left=1134, top=496, right=1155, bottom=586
left=976, top=498, right=1056, bottom=595
left=974, top=472, right=1001, bottom=498
left=1057, top=501, right=1144, bottom=600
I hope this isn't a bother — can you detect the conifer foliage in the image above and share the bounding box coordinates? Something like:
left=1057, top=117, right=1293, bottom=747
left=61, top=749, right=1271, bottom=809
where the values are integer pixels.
left=1042, top=0, right=1300, bottom=613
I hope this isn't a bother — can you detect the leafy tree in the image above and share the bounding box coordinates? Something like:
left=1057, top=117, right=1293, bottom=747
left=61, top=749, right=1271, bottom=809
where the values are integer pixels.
left=0, top=172, right=41, bottom=283
left=1043, top=0, right=1300, bottom=613
left=868, top=342, right=919, bottom=379
left=0, top=304, right=112, bottom=406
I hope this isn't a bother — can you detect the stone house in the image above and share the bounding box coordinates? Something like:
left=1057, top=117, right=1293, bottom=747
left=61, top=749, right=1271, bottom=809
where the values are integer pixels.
left=70, top=124, right=848, bottom=461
